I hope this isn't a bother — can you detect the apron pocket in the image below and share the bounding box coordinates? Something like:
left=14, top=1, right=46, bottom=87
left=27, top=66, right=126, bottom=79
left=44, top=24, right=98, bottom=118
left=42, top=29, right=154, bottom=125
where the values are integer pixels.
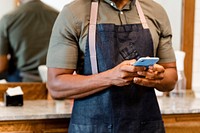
left=119, top=44, right=140, bottom=60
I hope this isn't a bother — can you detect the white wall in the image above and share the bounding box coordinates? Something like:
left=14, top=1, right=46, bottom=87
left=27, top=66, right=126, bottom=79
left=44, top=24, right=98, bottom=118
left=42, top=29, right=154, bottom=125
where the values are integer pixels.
left=0, top=0, right=16, bottom=19
left=41, top=0, right=74, bottom=11
left=155, top=0, right=183, bottom=50
left=192, top=0, right=200, bottom=91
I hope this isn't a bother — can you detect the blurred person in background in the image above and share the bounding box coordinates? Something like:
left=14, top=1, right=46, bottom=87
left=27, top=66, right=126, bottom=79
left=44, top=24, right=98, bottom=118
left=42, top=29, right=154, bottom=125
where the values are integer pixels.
left=0, top=0, right=58, bottom=82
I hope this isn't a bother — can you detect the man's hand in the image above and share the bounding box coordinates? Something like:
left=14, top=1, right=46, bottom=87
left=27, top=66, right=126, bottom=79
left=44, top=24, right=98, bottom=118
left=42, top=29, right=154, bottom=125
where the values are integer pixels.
left=133, top=62, right=177, bottom=92
left=133, top=64, right=165, bottom=87
left=107, top=59, right=146, bottom=86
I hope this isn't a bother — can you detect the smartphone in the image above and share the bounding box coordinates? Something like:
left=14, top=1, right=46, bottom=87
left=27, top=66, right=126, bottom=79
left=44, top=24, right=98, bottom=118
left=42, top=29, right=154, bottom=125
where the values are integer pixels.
left=133, top=57, right=159, bottom=67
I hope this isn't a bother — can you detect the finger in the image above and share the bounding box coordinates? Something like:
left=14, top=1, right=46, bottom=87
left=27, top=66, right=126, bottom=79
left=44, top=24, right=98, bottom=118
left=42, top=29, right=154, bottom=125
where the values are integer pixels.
left=120, top=71, right=136, bottom=79
left=145, top=71, right=158, bottom=79
left=120, top=64, right=146, bottom=73
left=137, top=69, right=157, bottom=79
left=133, top=77, right=145, bottom=86
left=149, top=64, right=165, bottom=73
left=123, top=59, right=137, bottom=65
left=137, top=71, right=147, bottom=77
left=145, top=71, right=164, bottom=80
left=133, top=77, right=161, bottom=87
left=122, top=77, right=135, bottom=85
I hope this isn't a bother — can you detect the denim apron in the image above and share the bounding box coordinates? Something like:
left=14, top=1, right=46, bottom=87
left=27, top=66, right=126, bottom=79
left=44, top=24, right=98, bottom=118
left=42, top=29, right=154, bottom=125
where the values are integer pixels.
left=68, top=0, right=165, bottom=132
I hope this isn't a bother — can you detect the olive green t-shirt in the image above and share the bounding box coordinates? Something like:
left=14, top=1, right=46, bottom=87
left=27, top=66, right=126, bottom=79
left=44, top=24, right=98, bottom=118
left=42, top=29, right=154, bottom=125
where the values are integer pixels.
left=0, top=1, right=58, bottom=76
left=47, top=0, right=176, bottom=70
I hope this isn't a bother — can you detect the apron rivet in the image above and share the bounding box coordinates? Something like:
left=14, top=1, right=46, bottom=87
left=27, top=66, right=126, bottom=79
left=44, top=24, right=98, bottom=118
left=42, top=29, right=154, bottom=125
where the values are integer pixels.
left=107, top=124, right=113, bottom=129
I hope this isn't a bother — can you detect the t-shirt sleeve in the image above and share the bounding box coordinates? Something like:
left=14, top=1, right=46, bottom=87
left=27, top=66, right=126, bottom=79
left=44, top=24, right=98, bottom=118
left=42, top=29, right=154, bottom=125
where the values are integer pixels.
left=0, top=16, right=9, bottom=55
left=155, top=4, right=176, bottom=63
left=46, top=6, right=79, bottom=69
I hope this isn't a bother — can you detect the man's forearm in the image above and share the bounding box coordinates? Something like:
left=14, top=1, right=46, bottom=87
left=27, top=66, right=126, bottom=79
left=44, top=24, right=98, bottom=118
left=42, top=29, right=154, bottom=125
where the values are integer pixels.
left=155, top=68, right=177, bottom=92
left=47, top=71, right=112, bottom=99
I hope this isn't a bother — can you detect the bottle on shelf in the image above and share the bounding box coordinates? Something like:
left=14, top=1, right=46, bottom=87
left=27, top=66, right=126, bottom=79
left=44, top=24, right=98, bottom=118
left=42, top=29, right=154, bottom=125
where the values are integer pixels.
left=170, top=50, right=186, bottom=97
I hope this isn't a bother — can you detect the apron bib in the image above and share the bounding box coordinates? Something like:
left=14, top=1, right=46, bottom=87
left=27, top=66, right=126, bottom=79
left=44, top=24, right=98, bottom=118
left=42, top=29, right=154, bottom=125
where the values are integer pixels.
left=69, top=0, right=165, bottom=132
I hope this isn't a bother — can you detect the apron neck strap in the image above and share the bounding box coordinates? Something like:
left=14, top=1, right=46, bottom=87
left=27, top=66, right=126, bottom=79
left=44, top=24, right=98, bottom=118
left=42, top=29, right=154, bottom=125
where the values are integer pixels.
left=89, top=1, right=99, bottom=74
left=135, top=0, right=149, bottom=29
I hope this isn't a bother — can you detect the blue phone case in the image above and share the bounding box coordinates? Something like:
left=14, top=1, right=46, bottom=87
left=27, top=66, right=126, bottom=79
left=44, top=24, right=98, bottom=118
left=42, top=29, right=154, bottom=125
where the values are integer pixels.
left=133, top=57, right=159, bottom=67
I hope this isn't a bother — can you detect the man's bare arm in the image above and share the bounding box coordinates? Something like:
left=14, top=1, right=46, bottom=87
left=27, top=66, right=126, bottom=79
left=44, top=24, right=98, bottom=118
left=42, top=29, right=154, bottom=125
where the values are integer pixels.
left=47, top=59, right=146, bottom=99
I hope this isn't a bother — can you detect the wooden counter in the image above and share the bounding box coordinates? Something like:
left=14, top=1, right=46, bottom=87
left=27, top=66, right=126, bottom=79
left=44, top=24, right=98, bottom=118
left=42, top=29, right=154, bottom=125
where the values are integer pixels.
left=0, top=83, right=200, bottom=133
left=0, top=97, right=200, bottom=133
left=0, top=100, right=73, bottom=133
left=158, top=96, right=200, bottom=133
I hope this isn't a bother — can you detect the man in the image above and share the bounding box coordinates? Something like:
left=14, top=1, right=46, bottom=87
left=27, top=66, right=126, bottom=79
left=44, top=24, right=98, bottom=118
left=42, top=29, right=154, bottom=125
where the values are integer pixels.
left=0, top=0, right=58, bottom=82
left=47, top=0, right=178, bottom=132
